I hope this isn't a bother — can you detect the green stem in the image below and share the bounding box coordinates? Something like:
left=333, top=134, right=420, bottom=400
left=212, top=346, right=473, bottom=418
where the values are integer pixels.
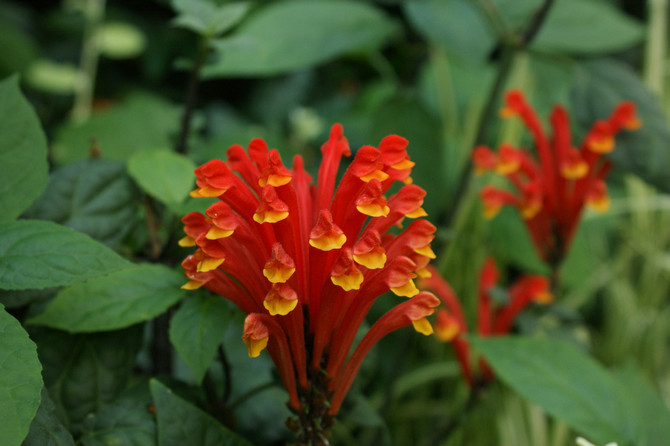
left=644, top=0, right=668, bottom=98
left=71, top=0, right=105, bottom=123
left=435, top=0, right=556, bottom=232
left=175, top=37, right=209, bottom=154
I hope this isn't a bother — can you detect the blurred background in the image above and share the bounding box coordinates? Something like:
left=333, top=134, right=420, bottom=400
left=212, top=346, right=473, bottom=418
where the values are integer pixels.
left=2, top=0, right=669, bottom=445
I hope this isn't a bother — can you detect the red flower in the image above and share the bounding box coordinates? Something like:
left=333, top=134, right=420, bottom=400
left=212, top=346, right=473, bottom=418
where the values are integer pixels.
left=179, top=124, right=440, bottom=420
left=474, top=90, right=640, bottom=265
left=420, top=260, right=552, bottom=386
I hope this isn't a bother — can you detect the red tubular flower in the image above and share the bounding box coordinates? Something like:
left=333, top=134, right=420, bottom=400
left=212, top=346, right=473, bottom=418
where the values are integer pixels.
left=476, top=90, right=640, bottom=266
left=180, top=124, right=439, bottom=432
left=420, top=260, right=552, bottom=386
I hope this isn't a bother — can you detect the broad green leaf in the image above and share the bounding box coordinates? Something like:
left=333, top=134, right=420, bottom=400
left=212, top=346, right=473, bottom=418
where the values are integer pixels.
left=613, top=366, right=670, bottom=446
left=571, top=58, right=670, bottom=194
left=404, top=0, right=494, bottom=65
left=23, top=388, right=75, bottom=446
left=52, top=92, right=180, bottom=165
left=28, top=264, right=185, bottom=332
left=0, top=287, right=57, bottom=309
left=0, top=305, right=43, bottom=446
left=169, top=294, right=231, bottom=384
left=79, top=380, right=156, bottom=446
left=24, top=159, right=138, bottom=248
left=150, top=379, right=253, bottom=446
left=369, top=95, right=444, bottom=216
left=0, top=75, right=48, bottom=221
left=532, top=0, right=644, bottom=54
left=202, top=1, right=398, bottom=77
left=473, top=337, right=641, bottom=446
left=127, top=150, right=196, bottom=205
left=0, top=220, right=130, bottom=291
left=32, top=326, right=143, bottom=434
left=172, top=0, right=251, bottom=37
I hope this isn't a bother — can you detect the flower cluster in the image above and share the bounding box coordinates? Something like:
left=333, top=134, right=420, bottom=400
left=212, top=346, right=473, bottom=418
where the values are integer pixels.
left=179, top=124, right=440, bottom=430
left=473, top=90, right=640, bottom=265
left=420, top=259, right=552, bottom=386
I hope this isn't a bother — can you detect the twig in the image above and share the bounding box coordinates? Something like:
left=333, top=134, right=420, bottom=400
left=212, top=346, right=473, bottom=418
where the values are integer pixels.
left=426, top=380, right=487, bottom=446
left=71, top=0, right=105, bottom=123
left=175, top=38, right=208, bottom=154
left=219, top=345, right=233, bottom=403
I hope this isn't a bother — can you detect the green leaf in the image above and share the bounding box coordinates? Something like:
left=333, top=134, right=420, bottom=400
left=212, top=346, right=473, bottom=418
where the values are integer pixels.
left=79, top=380, right=156, bottom=446
left=0, top=220, right=130, bottom=291
left=150, top=379, right=253, bottom=446
left=28, top=264, right=184, bottom=332
left=172, top=0, right=251, bottom=37
left=52, top=92, right=180, bottom=165
left=23, top=388, right=75, bottom=446
left=571, top=58, right=670, bottom=194
left=0, top=75, right=48, bottom=222
left=127, top=150, right=196, bottom=205
left=202, top=0, right=398, bottom=77
left=0, top=305, right=43, bottom=446
left=404, top=0, right=494, bottom=65
left=612, top=366, right=670, bottom=446
left=473, top=336, right=641, bottom=446
left=0, top=21, right=39, bottom=77
left=169, top=294, right=231, bottom=384
left=532, top=0, right=644, bottom=54
left=33, top=326, right=143, bottom=434
left=24, top=159, right=138, bottom=248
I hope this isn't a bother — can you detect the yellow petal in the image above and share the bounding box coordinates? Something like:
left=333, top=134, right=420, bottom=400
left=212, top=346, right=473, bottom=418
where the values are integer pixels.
left=411, top=318, right=434, bottom=336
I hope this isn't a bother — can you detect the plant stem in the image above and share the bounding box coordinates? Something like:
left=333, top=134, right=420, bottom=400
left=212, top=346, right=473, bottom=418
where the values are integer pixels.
left=436, top=0, right=556, bottom=230
left=425, top=380, right=487, bottom=446
left=71, top=0, right=105, bottom=123
left=175, top=37, right=208, bottom=154
left=644, top=0, right=668, bottom=98
left=219, top=345, right=232, bottom=403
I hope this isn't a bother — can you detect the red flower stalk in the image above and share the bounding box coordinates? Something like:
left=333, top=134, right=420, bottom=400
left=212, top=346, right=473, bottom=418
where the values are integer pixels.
left=474, top=90, right=640, bottom=266
left=179, top=124, right=440, bottom=439
left=420, top=260, right=552, bottom=386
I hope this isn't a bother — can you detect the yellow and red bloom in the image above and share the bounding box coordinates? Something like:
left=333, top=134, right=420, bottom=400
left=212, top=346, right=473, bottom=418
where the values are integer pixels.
left=180, top=124, right=440, bottom=422
left=475, top=90, right=640, bottom=266
left=420, top=260, right=552, bottom=386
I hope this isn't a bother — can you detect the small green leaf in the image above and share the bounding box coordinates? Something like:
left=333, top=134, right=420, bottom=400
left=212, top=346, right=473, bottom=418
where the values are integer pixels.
left=533, top=0, right=644, bottom=54
left=150, top=379, right=253, bottom=446
left=0, top=75, right=48, bottom=221
left=96, top=22, right=147, bottom=59
left=405, top=0, right=494, bottom=65
left=24, top=159, right=138, bottom=248
left=79, top=380, right=156, bottom=446
left=25, top=60, right=82, bottom=95
left=52, top=92, right=180, bottom=165
left=172, top=0, right=251, bottom=37
left=0, top=220, right=130, bottom=291
left=473, top=336, right=641, bottom=446
left=127, top=150, right=196, bottom=205
left=203, top=1, right=398, bottom=77
left=28, top=264, right=185, bottom=332
left=571, top=58, right=670, bottom=194
left=23, top=388, right=75, bottom=446
left=169, top=294, right=231, bottom=384
left=0, top=305, right=43, bottom=446
left=33, top=326, right=143, bottom=434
